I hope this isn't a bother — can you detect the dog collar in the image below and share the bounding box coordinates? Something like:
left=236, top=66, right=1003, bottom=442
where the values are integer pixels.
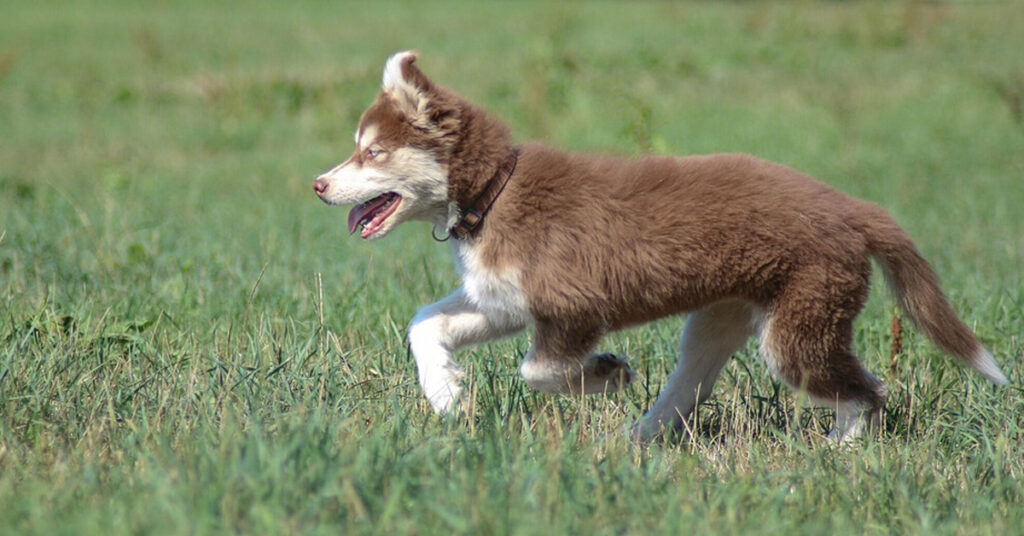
left=447, top=147, right=520, bottom=240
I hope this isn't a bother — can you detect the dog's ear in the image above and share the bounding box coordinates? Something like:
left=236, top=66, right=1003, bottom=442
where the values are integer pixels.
left=381, top=51, right=461, bottom=132
left=382, top=51, right=433, bottom=118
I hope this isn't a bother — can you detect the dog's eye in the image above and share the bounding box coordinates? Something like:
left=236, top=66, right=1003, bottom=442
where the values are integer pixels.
left=367, top=148, right=385, bottom=159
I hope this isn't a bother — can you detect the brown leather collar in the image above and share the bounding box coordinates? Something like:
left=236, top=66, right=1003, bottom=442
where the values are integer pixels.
left=448, top=147, right=520, bottom=240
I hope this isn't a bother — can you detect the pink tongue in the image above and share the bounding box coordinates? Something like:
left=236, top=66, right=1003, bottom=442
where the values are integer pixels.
left=347, top=195, right=392, bottom=235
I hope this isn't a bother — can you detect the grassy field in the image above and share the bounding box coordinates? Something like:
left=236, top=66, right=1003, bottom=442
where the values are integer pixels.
left=2, top=0, right=1023, bottom=533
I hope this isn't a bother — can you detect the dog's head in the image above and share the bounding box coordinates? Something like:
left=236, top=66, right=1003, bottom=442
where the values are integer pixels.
left=313, top=51, right=464, bottom=240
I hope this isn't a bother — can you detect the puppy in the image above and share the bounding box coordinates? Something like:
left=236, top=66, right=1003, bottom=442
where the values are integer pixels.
left=313, top=51, right=1007, bottom=441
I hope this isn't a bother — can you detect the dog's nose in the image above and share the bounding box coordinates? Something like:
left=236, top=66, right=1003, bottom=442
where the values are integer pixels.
left=313, top=177, right=329, bottom=196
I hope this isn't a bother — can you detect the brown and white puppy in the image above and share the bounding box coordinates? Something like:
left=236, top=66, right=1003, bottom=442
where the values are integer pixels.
left=314, top=51, right=1008, bottom=442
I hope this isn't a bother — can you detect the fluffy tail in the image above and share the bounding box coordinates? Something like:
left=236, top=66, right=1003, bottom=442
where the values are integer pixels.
left=858, top=204, right=1008, bottom=385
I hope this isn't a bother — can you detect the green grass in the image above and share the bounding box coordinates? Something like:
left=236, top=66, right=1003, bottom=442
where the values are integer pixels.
left=2, top=0, right=1023, bottom=534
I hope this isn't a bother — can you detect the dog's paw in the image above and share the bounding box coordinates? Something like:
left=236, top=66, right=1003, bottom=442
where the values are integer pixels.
left=585, top=353, right=636, bottom=392
left=628, top=415, right=688, bottom=444
left=426, top=386, right=476, bottom=425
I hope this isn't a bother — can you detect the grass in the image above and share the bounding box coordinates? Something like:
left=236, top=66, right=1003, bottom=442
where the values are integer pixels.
left=1, top=0, right=1023, bottom=534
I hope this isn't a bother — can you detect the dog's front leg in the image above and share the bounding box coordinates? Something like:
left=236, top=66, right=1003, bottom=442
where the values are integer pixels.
left=409, top=289, right=526, bottom=414
left=520, top=319, right=635, bottom=395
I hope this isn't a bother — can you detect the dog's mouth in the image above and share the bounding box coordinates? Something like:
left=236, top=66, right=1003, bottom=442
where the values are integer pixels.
left=347, top=192, right=403, bottom=239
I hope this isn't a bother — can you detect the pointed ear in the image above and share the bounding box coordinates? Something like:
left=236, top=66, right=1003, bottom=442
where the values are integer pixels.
left=381, top=50, right=433, bottom=118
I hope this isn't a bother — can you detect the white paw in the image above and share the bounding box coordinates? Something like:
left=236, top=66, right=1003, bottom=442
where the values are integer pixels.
left=423, top=380, right=463, bottom=414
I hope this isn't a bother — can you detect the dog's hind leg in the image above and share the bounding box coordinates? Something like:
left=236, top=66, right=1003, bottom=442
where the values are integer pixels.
left=759, top=267, right=888, bottom=443
left=520, top=320, right=635, bottom=395
left=632, top=300, right=757, bottom=441
left=409, top=289, right=527, bottom=414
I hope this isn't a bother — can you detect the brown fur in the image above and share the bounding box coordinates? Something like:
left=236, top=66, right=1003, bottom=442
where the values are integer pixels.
left=486, top=149, right=892, bottom=403
left=324, top=53, right=1006, bottom=437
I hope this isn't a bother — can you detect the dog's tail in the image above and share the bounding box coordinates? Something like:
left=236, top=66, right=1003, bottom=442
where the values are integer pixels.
left=857, top=203, right=1008, bottom=385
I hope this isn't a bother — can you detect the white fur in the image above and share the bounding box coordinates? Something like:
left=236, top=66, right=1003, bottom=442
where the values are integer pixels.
left=519, top=355, right=578, bottom=393
left=756, top=313, right=784, bottom=380
left=827, top=399, right=871, bottom=443
left=382, top=50, right=427, bottom=116
left=357, top=124, right=379, bottom=152
left=382, top=51, right=416, bottom=92
left=973, top=348, right=1009, bottom=385
left=408, top=291, right=508, bottom=413
left=409, top=244, right=530, bottom=414
left=454, top=241, right=530, bottom=319
left=315, top=147, right=450, bottom=238
left=520, top=352, right=635, bottom=395
left=634, top=300, right=757, bottom=439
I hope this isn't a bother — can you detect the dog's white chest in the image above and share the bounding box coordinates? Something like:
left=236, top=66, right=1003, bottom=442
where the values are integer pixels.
left=455, top=242, right=530, bottom=319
